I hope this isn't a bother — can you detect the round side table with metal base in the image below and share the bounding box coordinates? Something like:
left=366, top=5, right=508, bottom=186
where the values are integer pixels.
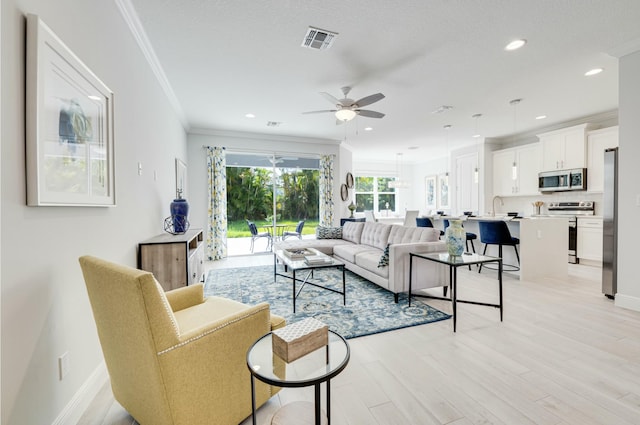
left=246, top=330, right=350, bottom=425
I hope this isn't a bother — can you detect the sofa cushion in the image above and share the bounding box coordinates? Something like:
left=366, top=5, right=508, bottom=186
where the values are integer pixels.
left=342, top=222, right=364, bottom=244
left=333, top=243, right=380, bottom=264
left=360, top=222, right=392, bottom=250
left=316, top=226, right=342, bottom=239
left=387, top=225, right=441, bottom=244
left=355, top=251, right=389, bottom=278
left=378, top=244, right=390, bottom=268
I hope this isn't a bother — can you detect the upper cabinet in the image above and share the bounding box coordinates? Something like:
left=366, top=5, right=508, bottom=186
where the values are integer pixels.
left=587, top=126, right=619, bottom=193
left=493, top=143, right=542, bottom=197
left=538, top=124, right=594, bottom=171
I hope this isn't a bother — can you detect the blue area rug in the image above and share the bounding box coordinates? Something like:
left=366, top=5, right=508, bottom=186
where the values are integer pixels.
left=205, top=265, right=451, bottom=339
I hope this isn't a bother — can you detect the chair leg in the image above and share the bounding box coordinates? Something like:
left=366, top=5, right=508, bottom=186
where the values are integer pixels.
left=513, top=244, right=520, bottom=264
left=250, top=237, right=255, bottom=253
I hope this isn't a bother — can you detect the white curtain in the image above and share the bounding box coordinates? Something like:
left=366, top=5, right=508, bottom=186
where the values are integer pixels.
left=319, top=154, right=335, bottom=227
left=206, top=146, right=227, bottom=260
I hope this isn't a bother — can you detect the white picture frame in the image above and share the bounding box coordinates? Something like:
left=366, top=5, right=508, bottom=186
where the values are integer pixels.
left=425, top=175, right=437, bottom=210
left=175, top=158, right=187, bottom=199
left=437, top=173, right=450, bottom=210
left=26, top=14, right=115, bottom=206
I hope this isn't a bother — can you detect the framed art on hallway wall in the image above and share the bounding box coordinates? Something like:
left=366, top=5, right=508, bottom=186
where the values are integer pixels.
left=437, top=173, right=449, bottom=210
left=25, top=14, right=115, bottom=207
left=425, top=175, right=436, bottom=211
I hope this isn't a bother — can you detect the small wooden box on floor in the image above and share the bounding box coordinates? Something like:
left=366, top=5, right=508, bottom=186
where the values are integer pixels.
left=272, top=318, right=328, bottom=363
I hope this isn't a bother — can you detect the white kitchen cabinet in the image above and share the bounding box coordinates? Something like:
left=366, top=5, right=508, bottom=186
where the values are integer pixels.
left=492, top=143, right=542, bottom=196
left=587, top=126, right=618, bottom=193
left=577, top=217, right=603, bottom=262
left=538, top=124, right=593, bottom=171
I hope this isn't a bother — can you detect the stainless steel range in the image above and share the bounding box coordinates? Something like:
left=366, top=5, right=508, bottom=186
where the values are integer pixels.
left=546, top=201, right=595, bottom=264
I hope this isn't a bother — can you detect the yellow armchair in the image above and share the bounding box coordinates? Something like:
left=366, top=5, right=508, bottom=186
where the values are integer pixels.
left=79, top=256, right=285, bottom=425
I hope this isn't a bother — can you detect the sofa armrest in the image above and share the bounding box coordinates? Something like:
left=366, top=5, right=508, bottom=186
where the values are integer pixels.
left=388, top=241, right=449, bottom=293
left=165, top=284, right=205, bottom=312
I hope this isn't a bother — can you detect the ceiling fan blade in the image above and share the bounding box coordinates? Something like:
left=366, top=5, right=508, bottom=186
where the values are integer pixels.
left=335, top=119, right=346, bottom=126
left=354, top=93, right=385, bottom=108
left=356, top=109, right=385, bottom=118
left=319, top=92, right=341, bottom=105
left=302, top=109, right=337, bottom=114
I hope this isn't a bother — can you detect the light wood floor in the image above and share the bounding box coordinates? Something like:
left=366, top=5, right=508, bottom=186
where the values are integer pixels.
left=77, top=256, right=640, bottom=425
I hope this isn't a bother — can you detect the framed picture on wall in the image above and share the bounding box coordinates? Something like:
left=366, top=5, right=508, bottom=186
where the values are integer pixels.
left=25, top=14, right=115, bottom=207
left=437, top=173, right=450, bottom=210
left=425, top=175, right=437, bottom=211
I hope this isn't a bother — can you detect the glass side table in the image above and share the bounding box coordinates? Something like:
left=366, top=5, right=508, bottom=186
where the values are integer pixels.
left=409, top=252, right=503, bottom=332
left=246, top=330, right=350, bottom=425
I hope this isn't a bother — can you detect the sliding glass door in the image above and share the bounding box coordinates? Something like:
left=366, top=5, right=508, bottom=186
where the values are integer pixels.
left=225, top=153, right=320, bottom=255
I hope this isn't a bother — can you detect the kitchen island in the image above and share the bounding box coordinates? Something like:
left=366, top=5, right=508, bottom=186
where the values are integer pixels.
left=430, top=216, right=568, bottom=281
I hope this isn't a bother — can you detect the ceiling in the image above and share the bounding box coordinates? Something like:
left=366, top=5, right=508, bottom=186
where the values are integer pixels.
left=127, top=0, right=640, bottom=163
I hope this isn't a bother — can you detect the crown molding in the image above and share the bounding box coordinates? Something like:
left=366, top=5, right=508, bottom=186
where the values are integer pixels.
left=609, top=37, right=640, bottom=58
left=115, top=0, right=189, bottom=130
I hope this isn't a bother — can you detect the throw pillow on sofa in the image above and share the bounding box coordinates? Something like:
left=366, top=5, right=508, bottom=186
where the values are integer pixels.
left=316, top=226, right=342, bottom=239
left=378, top=243, right=390, bottom=268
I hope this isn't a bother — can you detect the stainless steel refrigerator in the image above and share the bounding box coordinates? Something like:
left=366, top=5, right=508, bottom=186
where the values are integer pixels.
left=602, top=147, right=618, bottom=298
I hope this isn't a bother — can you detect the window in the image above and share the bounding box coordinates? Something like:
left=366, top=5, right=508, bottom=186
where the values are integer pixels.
left=354, top=176, right=396, bottom=213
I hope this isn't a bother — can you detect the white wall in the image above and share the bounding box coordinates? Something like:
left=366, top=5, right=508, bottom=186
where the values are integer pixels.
left=1, top=1, right=187, bottom=424
left=187, top=130, right=343, bottom=243
left=617, top=50, right=640, bottom=311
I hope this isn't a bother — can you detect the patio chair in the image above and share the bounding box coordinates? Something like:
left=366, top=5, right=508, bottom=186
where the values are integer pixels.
left=403, top=210, right=419, bottom=227
left=364, top=210, right=378, bottom=222
left=246, top=220, right=272, bottom=252
left=282, top=220, right=305, bottom=240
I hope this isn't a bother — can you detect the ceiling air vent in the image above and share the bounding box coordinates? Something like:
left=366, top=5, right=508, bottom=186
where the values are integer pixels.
left=301, top=26, right=338, bottom=50
left=266, top=121, right=282, bottom=127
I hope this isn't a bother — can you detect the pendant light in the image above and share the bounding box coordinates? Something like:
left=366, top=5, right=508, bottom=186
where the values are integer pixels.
left=510, top=99, right=521, bottom=180
left=389, top=153, right=410, bottom=189
left=444, top=124, right=452, bottom=177
left=472, top=113, right=482, bottom=184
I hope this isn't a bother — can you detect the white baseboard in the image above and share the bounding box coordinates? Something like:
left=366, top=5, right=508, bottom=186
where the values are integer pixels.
left=615, top=293, right=640, bottom=312
left=51, top=362, right=108, bottom=425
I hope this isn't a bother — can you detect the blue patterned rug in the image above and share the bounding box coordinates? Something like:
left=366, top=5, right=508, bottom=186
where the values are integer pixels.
left=205, top=265, right=451, bottom=339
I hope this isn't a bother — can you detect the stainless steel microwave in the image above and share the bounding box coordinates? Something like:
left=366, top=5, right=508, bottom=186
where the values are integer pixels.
left=538, top=168, right=587, bottom=192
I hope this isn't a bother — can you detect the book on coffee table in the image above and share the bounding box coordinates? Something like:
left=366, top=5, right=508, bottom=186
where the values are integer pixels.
left=304, top=254, right=332, bottom=265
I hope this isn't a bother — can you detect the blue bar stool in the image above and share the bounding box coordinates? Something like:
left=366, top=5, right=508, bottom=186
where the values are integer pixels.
left=416, top=217, right=444, bottom=236
left=478, top=220, right=520, bottom=272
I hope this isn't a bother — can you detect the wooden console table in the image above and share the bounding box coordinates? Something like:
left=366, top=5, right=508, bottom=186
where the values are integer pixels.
left=138, top=228, right=204, bottom=291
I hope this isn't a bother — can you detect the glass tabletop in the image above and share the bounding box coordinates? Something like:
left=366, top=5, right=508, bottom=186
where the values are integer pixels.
left=411, top=252, right=501, bottom=266
left=246, top=330, right=350, bottom=387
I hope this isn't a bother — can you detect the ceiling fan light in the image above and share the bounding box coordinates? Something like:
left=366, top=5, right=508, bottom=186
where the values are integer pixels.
left=335, top=109, right=357, bottom=121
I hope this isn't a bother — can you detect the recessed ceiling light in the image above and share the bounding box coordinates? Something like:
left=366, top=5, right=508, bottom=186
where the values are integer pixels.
left=364, top=127, right=373, bottom=131
left=408, top=146, right=419, bottom=150
left=535, top=115, right=547, bottom=120
left=585, top=68, right=603, bottom=76
left=472, top=134, right=481, bottom=138
left=505, top=39, right=527, bottom=51
left=245, top=113, right=256, bottom=118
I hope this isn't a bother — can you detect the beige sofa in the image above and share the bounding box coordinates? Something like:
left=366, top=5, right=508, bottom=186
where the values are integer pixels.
left=274, top=221, right=448, bottom=302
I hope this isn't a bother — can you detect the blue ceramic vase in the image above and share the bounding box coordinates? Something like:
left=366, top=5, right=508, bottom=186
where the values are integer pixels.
left=170, top=198, right=190, bottom=233
left=445, top=219, right=465, bottom=256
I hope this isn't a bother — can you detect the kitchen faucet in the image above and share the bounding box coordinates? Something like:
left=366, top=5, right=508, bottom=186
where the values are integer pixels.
left=492, top=195, right=504, bottom=217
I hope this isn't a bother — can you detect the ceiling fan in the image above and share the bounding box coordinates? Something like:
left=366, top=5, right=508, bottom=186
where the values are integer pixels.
left=303, top=86, right=385, bottom=124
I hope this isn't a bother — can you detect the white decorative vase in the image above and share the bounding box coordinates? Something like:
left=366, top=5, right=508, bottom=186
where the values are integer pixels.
left=445, top=220, right=465, bottom=256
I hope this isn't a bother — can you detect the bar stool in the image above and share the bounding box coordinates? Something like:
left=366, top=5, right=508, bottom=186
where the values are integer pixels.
left=478, top=220, right=520, bottom=272
left=443, top=219, right=477, bottom=254
left=416, top=217, right=444, bottom=236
